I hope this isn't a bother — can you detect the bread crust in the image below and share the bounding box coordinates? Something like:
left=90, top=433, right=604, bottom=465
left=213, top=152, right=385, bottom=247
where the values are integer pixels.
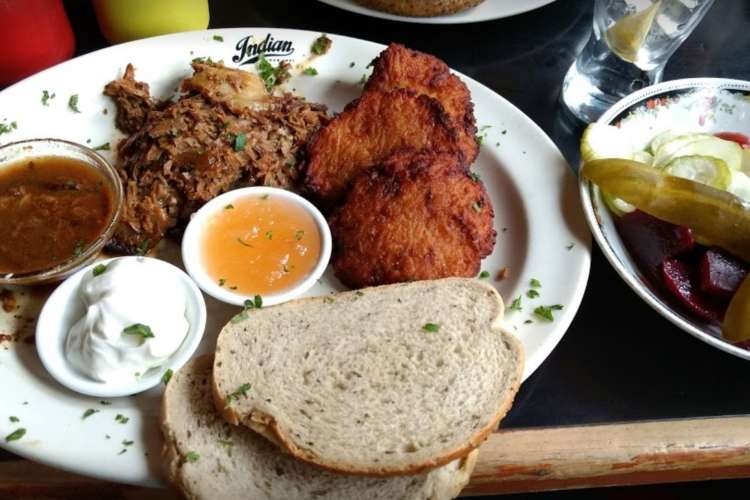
left=211, top=279, right=525, bottom=477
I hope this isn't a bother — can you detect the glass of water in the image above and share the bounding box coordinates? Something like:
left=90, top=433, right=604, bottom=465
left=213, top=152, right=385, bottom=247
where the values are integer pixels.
left=561, top=0, right=714, bottom=123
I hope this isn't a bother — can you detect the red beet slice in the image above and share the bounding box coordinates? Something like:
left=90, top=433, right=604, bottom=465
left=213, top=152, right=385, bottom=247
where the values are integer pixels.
left=661, top=258, right=726, bottom=323
left=699, top=247, right=749, bottom=298
left=616, top=210, right=695, bottom=281
left=735, top=340, right=750, bottom=350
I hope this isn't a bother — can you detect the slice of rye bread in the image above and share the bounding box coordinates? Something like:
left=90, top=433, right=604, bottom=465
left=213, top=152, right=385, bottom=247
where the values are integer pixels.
left=162, top=355, right=478, bottom=500
left=212, top=278, right=524, bottom=477
left=354, top=0, right=485, bottom=17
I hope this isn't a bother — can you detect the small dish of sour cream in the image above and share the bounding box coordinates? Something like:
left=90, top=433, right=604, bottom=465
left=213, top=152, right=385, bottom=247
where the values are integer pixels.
left=36, top=256, right=206, bottom=397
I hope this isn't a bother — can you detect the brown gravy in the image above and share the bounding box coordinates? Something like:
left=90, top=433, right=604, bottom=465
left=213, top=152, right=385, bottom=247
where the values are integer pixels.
left=0, top=156, right=115, bottom=275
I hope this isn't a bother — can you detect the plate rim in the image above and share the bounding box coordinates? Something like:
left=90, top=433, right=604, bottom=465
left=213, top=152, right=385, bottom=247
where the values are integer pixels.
left=316, top=0, right=556, bottom=24
left=578, top=76, right=750, bottom=362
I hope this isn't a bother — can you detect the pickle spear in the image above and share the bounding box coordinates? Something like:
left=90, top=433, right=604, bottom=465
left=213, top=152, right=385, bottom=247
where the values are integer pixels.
left=724, top=275, right=750, bottom=342
left=582, top=158, right=750, bottom=263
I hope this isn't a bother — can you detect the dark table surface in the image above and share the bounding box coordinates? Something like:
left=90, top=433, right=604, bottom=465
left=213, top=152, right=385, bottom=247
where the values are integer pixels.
left=3, top=0, right=749, bottom=497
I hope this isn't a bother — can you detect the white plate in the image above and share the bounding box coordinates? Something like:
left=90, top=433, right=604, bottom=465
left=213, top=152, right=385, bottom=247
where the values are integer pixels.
left=317, top=0, right=556, bottom=23
left=0, top=28, right=590, bottom=486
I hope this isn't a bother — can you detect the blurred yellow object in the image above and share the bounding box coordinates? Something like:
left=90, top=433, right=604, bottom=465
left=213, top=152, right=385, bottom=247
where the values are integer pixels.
left=723, top=274, right=750, bottom=343
left=605, top=0, right=661, bottom=63
left=93, top=0, right=209, bottom=44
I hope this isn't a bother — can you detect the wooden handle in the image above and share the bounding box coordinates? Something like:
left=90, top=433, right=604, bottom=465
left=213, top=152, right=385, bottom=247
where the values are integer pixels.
left=465, top=415, right=750, bottom=495
left=2, top=416, right=749, bottom=498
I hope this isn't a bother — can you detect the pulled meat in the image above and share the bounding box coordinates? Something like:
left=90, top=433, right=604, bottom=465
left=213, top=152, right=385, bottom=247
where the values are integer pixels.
left=104, top=62, right=329, bottom=254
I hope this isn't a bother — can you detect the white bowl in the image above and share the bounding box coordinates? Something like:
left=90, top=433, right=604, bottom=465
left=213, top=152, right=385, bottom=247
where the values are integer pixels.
left=579, top=78, right=750, bottom=361
left=181, top=186, right=332, bottom=307
left=36, top=256, right=207, bottom=397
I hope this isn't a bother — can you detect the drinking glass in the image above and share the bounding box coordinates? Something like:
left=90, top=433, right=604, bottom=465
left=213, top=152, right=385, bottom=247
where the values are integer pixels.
left=561, top=0, right=714, bottom=123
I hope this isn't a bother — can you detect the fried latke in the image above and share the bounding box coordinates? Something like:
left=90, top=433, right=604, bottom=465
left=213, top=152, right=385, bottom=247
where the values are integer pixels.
left=304, top=89, right=463, bottom=206
left=330, top=151, right=496, bottom=288
left=365, top=43, right=478, bottom=163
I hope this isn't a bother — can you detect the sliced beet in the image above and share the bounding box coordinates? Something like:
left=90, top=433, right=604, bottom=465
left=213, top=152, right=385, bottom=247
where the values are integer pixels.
left=734, top=340, right=750, bottom=351
left=661, top=258, right=727, bottom=323
left=699, top=247, right=749, bottom=298
left=616, top=210, right=695, bottom=282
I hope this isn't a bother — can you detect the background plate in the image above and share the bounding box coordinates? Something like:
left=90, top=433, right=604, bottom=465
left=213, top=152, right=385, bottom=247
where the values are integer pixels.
left=317, top=0, right=556, bottom=24
left=0, top=28, right=589, bottom=486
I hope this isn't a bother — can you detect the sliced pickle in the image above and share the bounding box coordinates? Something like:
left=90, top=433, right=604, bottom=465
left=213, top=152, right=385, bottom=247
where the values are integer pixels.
left=582, top=158, right=750, bottom=262
left=663, top=155, right=731, bottom=190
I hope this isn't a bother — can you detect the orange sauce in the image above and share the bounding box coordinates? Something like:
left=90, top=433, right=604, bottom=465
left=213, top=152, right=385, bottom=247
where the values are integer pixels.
left=201, top=195, right=321, bottom=295
left=0, top=156, right=114, bottom=275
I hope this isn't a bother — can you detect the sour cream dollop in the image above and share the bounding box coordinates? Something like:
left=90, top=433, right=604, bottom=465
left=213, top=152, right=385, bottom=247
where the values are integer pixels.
left=65, top=258, right=190, bottom=383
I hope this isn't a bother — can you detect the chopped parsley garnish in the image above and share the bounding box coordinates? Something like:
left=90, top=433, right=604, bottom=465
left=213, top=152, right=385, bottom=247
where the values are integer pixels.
left=303, top=67, right=318, bottom=76
left=0, top=120, right=17, bottom=135
left=567, top=242, right=575, bottom=251
left=469, top=171, right=481, bottom=182
left=92, top=263, right=108, bottom=277
left=41, top=90, right=55, bottom=106
left=224, top=204, right=234, bottom=210
left=135, top=239, right=150, bottom=256
left=99, top=400, right=111, bottom=406
left=115, top=414, right=129, bottom=424
left=82, top=408, right=99, bottom=419
left=526, top=289, right=540, bottom=299
left=118, top=448, right=127, bottom=455
left=243, top=295, right=263, bottom=310
left=311, top=34, right=332, bottom=55
left=265, top=230, right=273, bottom=240
left=218, top=278, right=226, bottom=287
left=349, top=61, right=355, bottom=68
left=5, top=428, right=25, bottom=442
left=230, top=311, right=248, bottom=323
left=234, top=132, right=247, bottom=152
left=422, top=323, right=440, bottom=333
left=93, top=142, right=110, bottom=151
left=323, top=296, right=335, bottom=304
left=256, top=55, right=291, bottom=91
left=478, top=270, right=490, bottom=279
left=529, top=278, right=542, bottom=288
left=358, top=73, right=367, bottom=85
left=260, top=194, right=269, bottom=200
left=509, top=295, right=523, bottom=312
left=185, top=451, right=200, bottom=462
left=122, top=439, right=134, bottom=446
left=212, top=35, right=224, bottom=42
left=68, top=94, right=81, bottom=113
left=225, top=383, right=252, bottom=405
left=123, top=323, right=155, bottom=341
left=9, top=416, right=19, bottom=423
left=162, top=369, right=173, bottom=385
left=237, top=238, right=252, bottom=247
left=295, top=230, right=305, bottom=241
left=72, top=240, right=86, bottom=258
left=471, top=202, right=482, bottom=213
left=524, top=319, right=533, bottom=324
left=533, top=304, right=563, bottom=322
left=354, top=290, right=364, bottom=297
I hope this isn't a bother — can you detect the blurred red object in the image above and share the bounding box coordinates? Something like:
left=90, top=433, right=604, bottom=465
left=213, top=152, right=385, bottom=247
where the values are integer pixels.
left=0, top=0, right=75, bottom=87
